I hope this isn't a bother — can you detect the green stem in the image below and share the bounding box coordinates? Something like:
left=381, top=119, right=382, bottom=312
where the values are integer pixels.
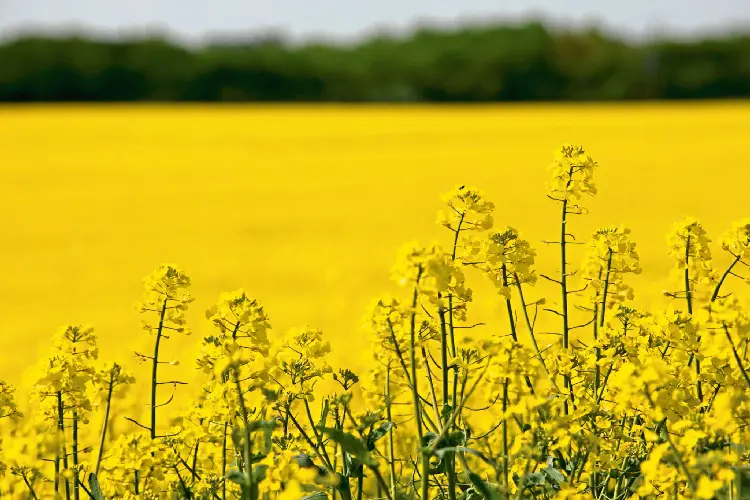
left=95, top=370, right=115, bottom=476
left=22, top=473, right=39, bottom=500
left=438, top=302, right=451, bottom=419
left=683, top=235, right=704, bottom=404
left=439, top=300, right=457, bottom=500
left=151, top=297, right=168, bottom=439
left=303, top=399, right=334, bottom=468
left=560, top=191, right=571, bottom=417
left=408, top=269, right=428, bottom=499
left=501, top=378, right=509, bottom=491
left=232, top=368, right=254, bottom=500
left=421, top=345, right=442, bottom=427
left=58, top=391, right=72, bottom=500
left=514, top=279, right=556, bottom=387
left=222, top=422, right=228, bottom=500
left=356, top=474, right=364, bottom=500
left=386, top=366, right=397, bottom=500
left=73, top=409, right=80, bottom=500
left=711, top=255, right=741, bottom=301
left=192, top=439, right=201, bottom=482
left=724, top=324, right=750, bottom=389
left=448, top=214, right=463, bottom=432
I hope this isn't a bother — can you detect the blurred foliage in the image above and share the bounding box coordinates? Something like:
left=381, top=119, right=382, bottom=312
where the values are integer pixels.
left=1, top=22, right=749, bottom=101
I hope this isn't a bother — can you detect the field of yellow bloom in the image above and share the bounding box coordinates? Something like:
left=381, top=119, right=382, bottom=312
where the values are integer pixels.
left=1, top=103, right=750, bottom=499
left=1, top=103, right=748, bottom=389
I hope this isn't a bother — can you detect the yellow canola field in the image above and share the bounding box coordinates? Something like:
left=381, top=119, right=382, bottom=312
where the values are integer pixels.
left=0, top=103, right=748, bottom=398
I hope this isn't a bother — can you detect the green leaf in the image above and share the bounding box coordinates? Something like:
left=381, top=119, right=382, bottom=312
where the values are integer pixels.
left=458, top=486, right=489, bottom=500
left=301, top=493, right=328, bottom=500
left=246, top=419, right=279, bottom=433
left=88, top=473, right=105, bottom=500
left=466, top=472, right=502, bottom=500
left=447, top=430, right=467, bottom=447
left=433, top=446, right=494, bottom=467
left=294, top=453, right=329, bottom=479
left=542, top=466, right=566, bottom=485
left=253, top=463, right=270, bottom=483
left=367, top=421, right=394, bottom=450
left=318, top=399, right=330, bottom=430
left=522, top=471, right=547, bottom=487
left=319, top=427, right=376, bottom=466
left=226, top=469, right=249, bottom=486
left=421, top=431, right=440, bottom=448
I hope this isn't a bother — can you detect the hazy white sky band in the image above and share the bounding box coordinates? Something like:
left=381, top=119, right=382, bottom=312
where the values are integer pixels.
left=1, top=0, right=749, bottom=44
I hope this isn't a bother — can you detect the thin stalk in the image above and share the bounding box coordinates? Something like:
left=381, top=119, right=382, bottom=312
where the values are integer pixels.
left=303, top=399, right=334, bottom=468
left=438, top=302, right=451, bottom=417
left=711, top=255, right=741, bottom=301
left=356, top=475, right=364, bottom=500
left=599, top=250, right=613, bottom=329
left=408, top=269, right=428, bottom=500
left=58, top=391, right=72, bottom=500
left=174, top=465, right=192, bottom=499
left=448, top=213, right=463, bottom=426
left=232, top=368, right=254, bottom=500
left=560, top=190, right=571, bottom=416
left=420, top=345, right=442, bottom=427
left=151, top=297, right=168, bottom=439
left=369, top=466, right=394, bottom=500
left=22, top=473, right=39, bottom=500
left=502, top=266, right=539, bottom=394
left=724, top=324, right=750, bottom=389
left=222, top=422, right=228, bottom=500
left=683, top=235, right=704, bottom=404
left=514, top=279, right=556, bottom=387
left=502, top=265, right=519, bottom=343
left=288, top=411, right=335, bottom=476
left=95, top=370, right=115, bottom=476
left=592, top=251, right=612, bottom=495
left=192, top=439, right=201, bottom=482
left=501, top=378, right=509, bottom=491
left=386, top=366, right=397, bottom=500
left=73, top=409, right=80, bottom=500
left=438, top=302, right=458, bottom=500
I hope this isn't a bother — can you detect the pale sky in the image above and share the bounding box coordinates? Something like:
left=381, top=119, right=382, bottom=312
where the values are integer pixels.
left=1, top=0, right=749, bottom=44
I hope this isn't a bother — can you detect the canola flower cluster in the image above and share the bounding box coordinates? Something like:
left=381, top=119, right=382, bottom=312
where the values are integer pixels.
left=2, top=145, right=750, bottom=500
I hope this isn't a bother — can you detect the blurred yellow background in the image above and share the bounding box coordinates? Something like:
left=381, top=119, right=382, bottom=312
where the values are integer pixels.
left=1, top=103, right=748, bottom=397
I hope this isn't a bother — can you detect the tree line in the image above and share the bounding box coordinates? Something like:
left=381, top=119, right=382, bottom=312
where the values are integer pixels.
left=1, top=22, right=749, bottom=101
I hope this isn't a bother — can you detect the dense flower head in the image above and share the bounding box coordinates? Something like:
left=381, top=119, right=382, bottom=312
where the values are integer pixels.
left=0, top=382, right=21, bottom=420
left=200, top=290, right=272, bottom=383
left=136, top=264, right=194, bottom=335
left=391, top=242, right=472, bottom=308
left=546, top=144, right=598, bottom=205
left=472, top=227, right=538, bottom=298
left=205, top=289, right=271, bottom=345
left=364, top=295, right=411, bottom=357
left=53, top=324, right=99, bottom=360
left=92, top=362, right=135, bottom=403
left=266, top=327, right=333, bottom=401
left=666, top=217, right=714, bottom=287
left=437, top=185, right=495, bottom=233
left=33, top=324, right=100, bottom=420
left=279, top=326, right=332, bottom=361
left=580, top=226, right=642, bottom=308
left=720, top=218, right=750, bottom=261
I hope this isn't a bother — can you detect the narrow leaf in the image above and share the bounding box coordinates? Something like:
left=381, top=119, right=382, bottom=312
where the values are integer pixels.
left=319, top=427, right=376, bottom=466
